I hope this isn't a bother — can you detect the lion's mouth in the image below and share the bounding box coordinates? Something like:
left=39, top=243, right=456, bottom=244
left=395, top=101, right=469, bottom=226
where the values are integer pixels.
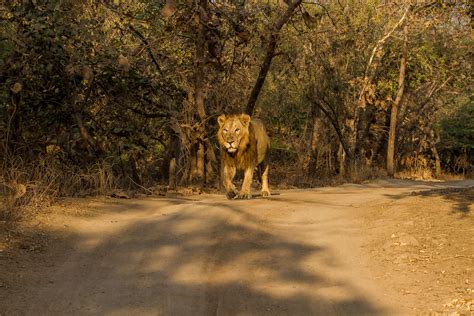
left=224, top=142, right=238, bottom=153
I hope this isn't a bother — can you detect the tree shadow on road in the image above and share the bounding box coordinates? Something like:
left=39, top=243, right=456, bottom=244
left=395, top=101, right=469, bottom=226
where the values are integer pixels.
left=414, top=187, right=473, bottom=216
left=1, top=197, right=393, bottom=315
left=384, top=186, right=473, bottom=217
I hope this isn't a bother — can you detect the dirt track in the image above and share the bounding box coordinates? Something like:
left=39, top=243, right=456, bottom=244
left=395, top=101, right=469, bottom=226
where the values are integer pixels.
left=1, top=180, right=473, bottom=315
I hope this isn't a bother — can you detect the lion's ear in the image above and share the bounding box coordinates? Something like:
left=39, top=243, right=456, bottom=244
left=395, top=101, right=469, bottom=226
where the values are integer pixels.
left=240, top=114, right=251, bottom=127
left=217, top=114, right=226, bottom=127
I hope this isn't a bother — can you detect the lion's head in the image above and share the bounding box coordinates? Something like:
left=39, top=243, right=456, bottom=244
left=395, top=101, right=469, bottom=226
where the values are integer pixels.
left=217, top=114, right=251, bottom=154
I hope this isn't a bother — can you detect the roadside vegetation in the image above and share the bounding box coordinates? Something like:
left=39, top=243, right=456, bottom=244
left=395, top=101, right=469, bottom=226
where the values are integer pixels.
left=1, top=0, right=472, bottom=219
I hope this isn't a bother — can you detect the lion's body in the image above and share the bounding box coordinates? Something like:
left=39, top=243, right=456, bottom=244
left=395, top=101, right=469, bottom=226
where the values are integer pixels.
left=217, top=114, right=270, bottom=199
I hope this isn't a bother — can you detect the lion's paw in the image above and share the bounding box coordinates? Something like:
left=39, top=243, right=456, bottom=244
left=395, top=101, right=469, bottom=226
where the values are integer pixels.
left=226, top=190, right=238, bottom=200
left=261, top=190, right=271, bottom=198
left=235, top=192, right=252, bottom=200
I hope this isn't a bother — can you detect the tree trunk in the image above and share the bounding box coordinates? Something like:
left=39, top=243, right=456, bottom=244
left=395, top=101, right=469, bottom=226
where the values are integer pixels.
left=431, top=144, right=441, bottom=179
left=346, top=106, right=362, bottom=181
left=312, top=100, right=352, bottom=163
left=204, top=139, right=216, bottom=187
left=195, top=0, right=207, bottom=121
left=338, top=142, right=346, bottom=177
left=308, top=105, right=322, bottom=176
left=168, top=157, right=177, bottom=189
left=387, top=24, right=408, bottom=176
left=188, top=142, right=198, bottom=183
left=74, top=112, right=94, bottom=155
left=5, top=89, right=21, bottom=154
left=430, top=131, right=442, bottom=178
left=245, top=0, right=302, bottom=116
left=196, top=141, right=205, bottom=183
left=191, top=0, right=208, bottom=187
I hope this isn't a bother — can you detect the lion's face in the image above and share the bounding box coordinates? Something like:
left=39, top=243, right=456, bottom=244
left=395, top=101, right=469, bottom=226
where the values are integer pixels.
left=217, top=114, right=251, bottom=154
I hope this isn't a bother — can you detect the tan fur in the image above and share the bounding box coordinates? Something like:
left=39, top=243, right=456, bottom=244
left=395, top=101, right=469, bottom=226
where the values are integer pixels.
left=217, top=114, right=270, bottom=199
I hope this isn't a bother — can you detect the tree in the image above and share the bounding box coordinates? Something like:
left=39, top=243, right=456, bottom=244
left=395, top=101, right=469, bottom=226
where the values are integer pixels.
left=387, top=24, right=408, bottom=176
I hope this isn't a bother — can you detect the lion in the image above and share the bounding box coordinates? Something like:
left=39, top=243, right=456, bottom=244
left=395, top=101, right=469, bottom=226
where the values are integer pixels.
left=217, top=113, right=271, bottom=199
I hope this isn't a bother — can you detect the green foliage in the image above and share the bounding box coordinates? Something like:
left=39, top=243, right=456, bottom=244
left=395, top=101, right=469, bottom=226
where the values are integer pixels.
left=439, top=100, right=474, bottom=150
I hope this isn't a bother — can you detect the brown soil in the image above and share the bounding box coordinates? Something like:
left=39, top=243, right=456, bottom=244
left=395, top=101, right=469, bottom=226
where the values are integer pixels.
left=0, top=179, right=473, bottom=315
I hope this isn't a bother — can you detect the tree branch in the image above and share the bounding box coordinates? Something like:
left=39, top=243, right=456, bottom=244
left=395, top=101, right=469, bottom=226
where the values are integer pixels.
left=358, top=6, right=410, bottom=105
left=126, top=106, right=169, bottom=118
left=245, top=0, right=303, bottom=115
left=312, top=100, right=352, bottom=159
left=128, top=25, right=162, bottom=74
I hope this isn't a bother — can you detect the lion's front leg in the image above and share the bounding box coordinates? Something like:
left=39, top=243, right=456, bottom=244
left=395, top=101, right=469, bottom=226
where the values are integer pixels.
left=222, top=164, right=238, bottom=199
left=259, top=160, right=271, bottom=198
left=236, top=167, right=253, bottom=199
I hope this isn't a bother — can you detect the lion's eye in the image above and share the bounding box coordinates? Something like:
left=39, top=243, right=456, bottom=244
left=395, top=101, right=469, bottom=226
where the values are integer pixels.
left=235, top=128, right=240, bottom=134
left=223, top=129, right=228, bottom=134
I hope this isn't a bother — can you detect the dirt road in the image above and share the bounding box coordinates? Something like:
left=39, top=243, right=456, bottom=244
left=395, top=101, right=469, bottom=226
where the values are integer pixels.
left=1, top=180, right=473, bottom=315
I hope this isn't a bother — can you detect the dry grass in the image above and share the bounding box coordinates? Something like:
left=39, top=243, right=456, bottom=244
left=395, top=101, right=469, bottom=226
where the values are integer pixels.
left=1, top=150, right=469, bottom=222
left=0, top=157, right=119, bottom=221
left=397, top=169, right=467, bottom=182
left=439, top=173, right=467, bottom=181
left=355, top=164, right=388, bottom=182
left=396, top=169, right=436, bottom=181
